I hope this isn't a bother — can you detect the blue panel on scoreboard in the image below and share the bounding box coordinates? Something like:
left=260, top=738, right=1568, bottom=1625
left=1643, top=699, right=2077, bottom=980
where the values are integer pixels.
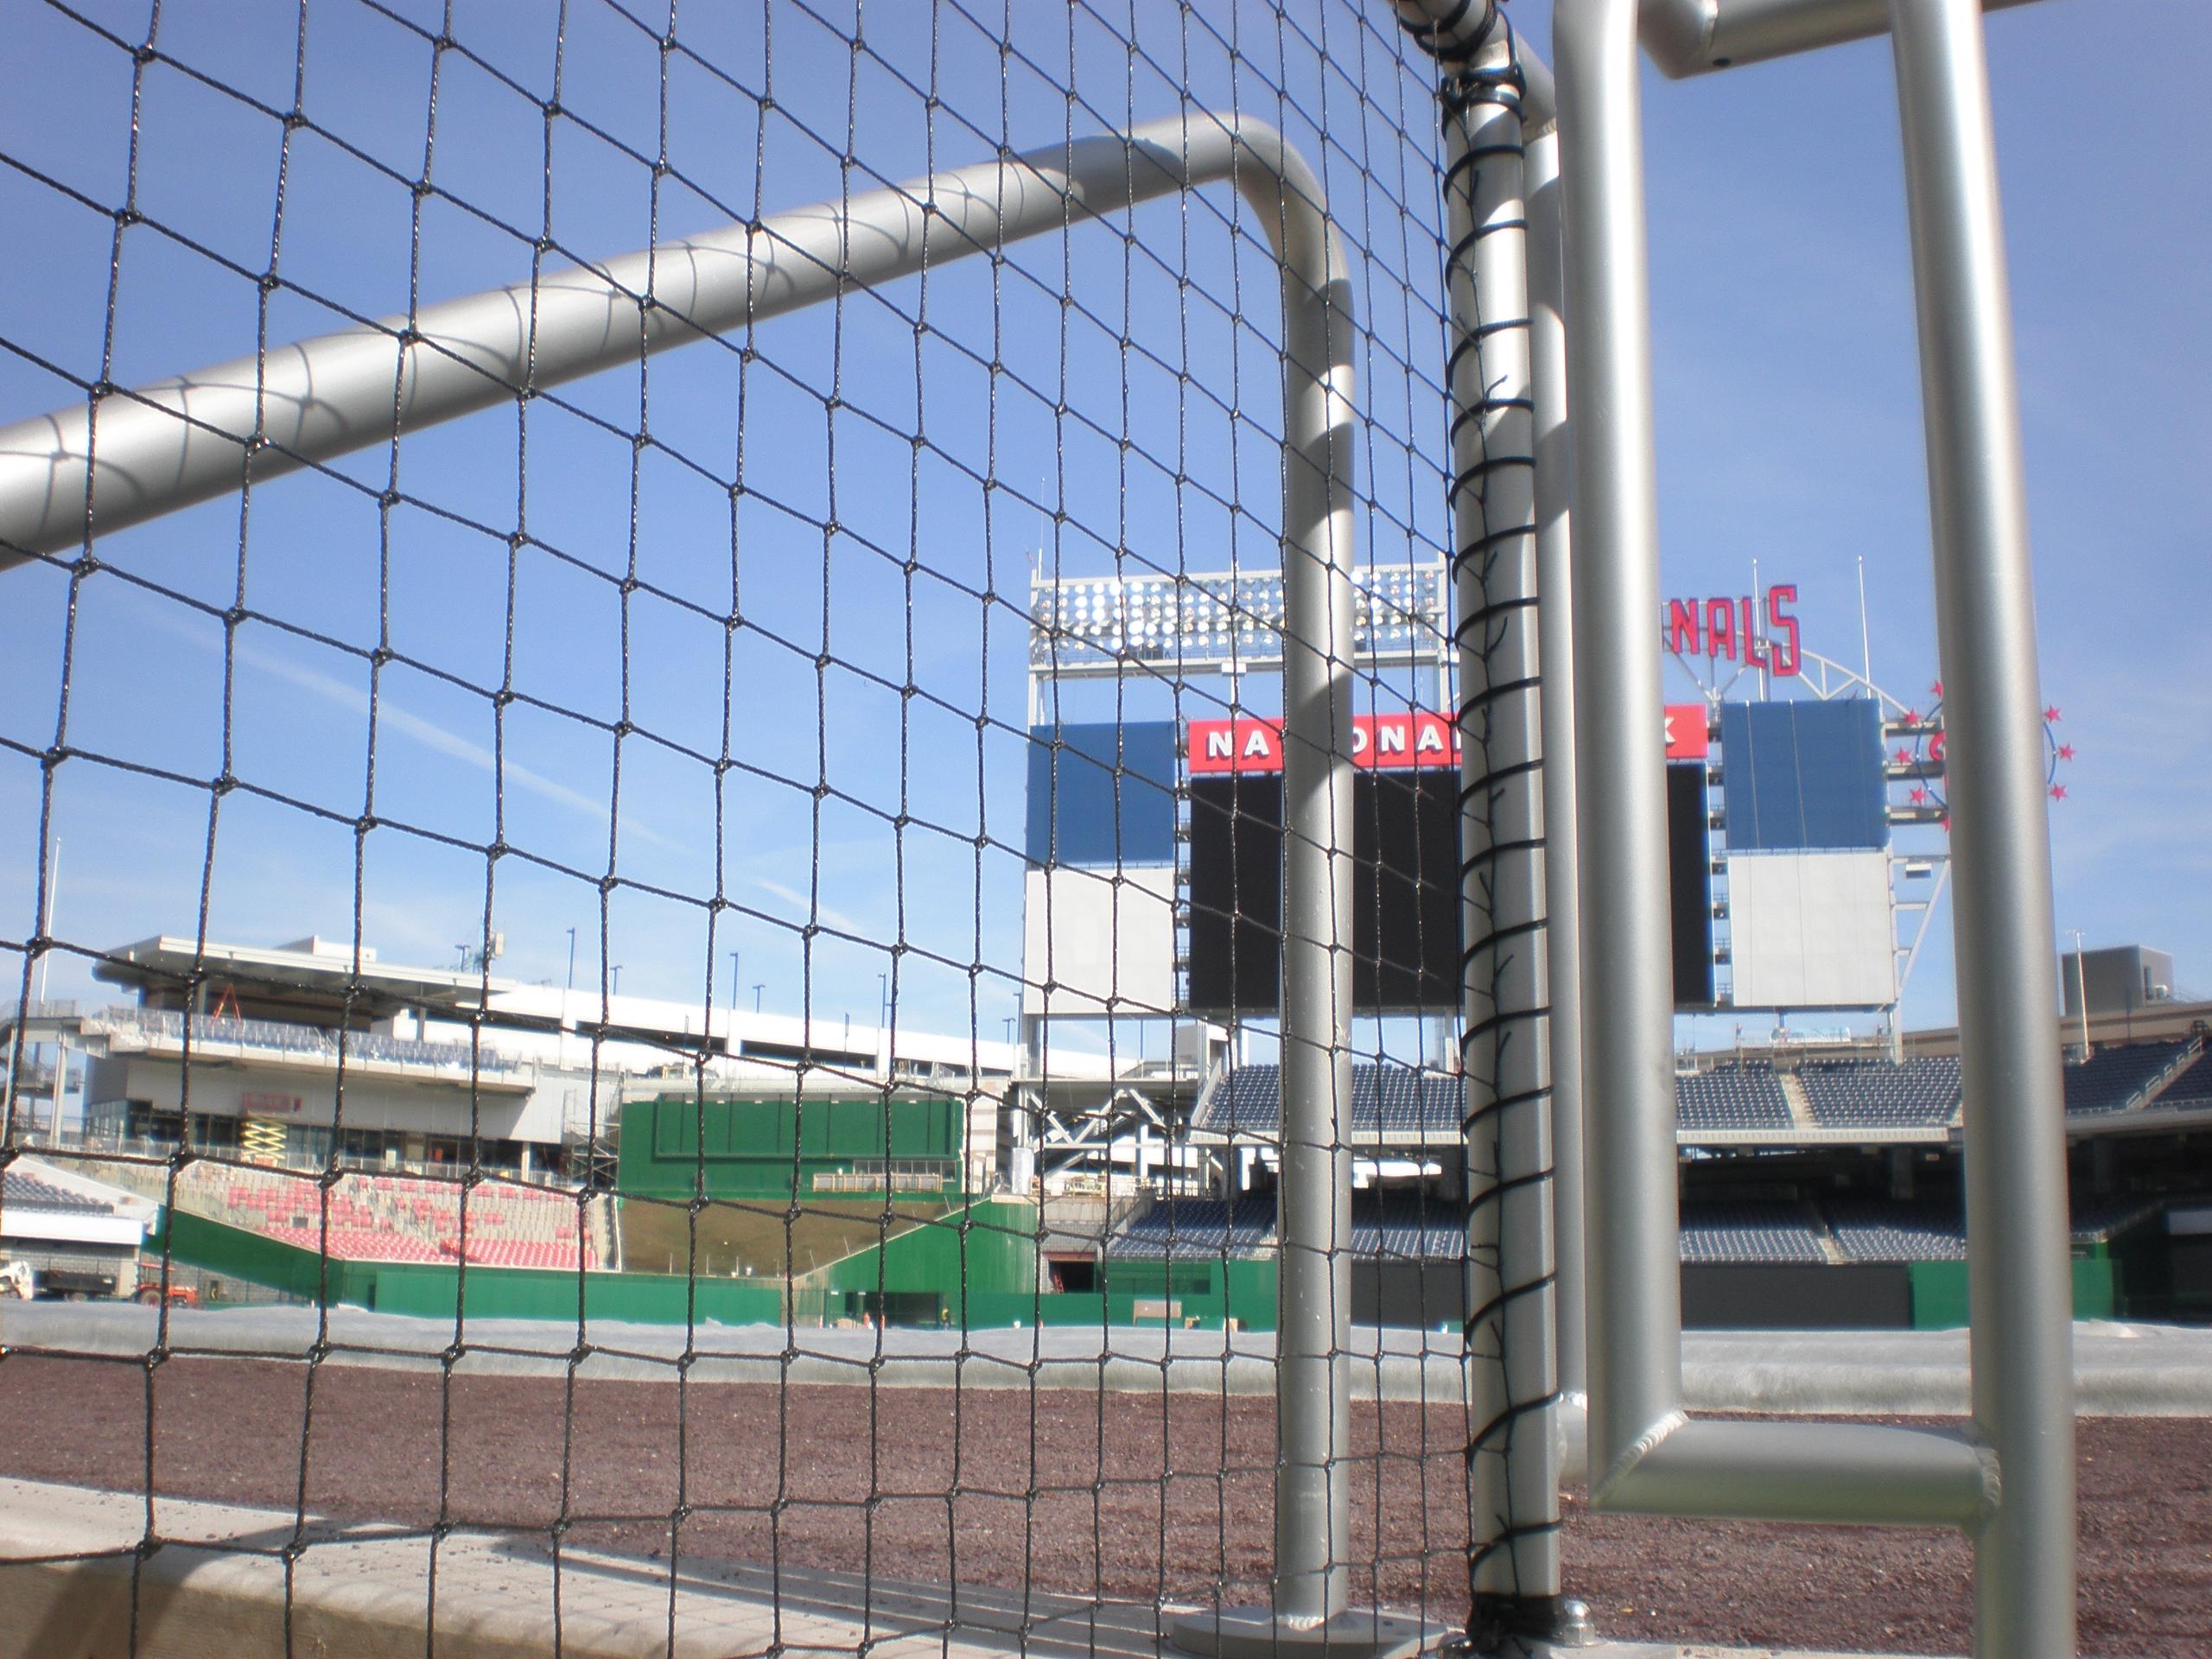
left=1719, top=700, right=1889, bottom=852
left=1025, top=721, right=1179, bottom=868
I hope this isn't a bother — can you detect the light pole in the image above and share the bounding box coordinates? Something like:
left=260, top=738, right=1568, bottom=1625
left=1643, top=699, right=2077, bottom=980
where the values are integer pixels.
left=752, top=983, right=763, bottom=1014
left=561, top=926, right=578, bottom=1068
left=35, top=836, right=60, bottom=1012
left=728, top=950, right=741, bottom=1029
left=611, top=964, right=622, bottom=1000
left=2067, top=929, right=2091, bottom=1060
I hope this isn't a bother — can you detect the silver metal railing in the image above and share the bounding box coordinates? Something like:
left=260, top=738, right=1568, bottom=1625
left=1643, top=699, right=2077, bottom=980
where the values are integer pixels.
left=1543, top=2, right=2071, bottom=1656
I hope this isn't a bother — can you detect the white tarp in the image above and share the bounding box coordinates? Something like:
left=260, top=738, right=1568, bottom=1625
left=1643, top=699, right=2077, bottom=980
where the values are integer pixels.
left=1020, top=866, right=1176, bottom=1018
left=1727, top=850, right=1897, bottom=1009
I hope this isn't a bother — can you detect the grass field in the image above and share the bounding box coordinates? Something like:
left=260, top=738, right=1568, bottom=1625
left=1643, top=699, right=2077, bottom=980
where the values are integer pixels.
left=615, top=1194, right=953, bottom=1280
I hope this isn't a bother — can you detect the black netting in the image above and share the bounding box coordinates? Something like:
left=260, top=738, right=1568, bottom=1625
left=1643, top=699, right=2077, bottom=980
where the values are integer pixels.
left=0, top=2, right=1504, bottom=1650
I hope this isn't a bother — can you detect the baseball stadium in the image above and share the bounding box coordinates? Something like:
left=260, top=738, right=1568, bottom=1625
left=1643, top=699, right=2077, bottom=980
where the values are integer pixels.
left=0, top=3, right=2204, bottom=1657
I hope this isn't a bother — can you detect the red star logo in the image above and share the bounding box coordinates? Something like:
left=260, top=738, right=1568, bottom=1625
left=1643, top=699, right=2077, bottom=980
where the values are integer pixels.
left=2057, top=744, right=2075, bottom=761
left=2050, top=784, right=2068, bottom=801
left=1910, top=787, right=1926, bottom=804
left=1930, top=680, right=1943, bottom=698
left=2044, top=706, right=2061, bottom=723
left=1894, top=747, right=1912, bottom=766
left=1903, top=708, right=1919, bottom=725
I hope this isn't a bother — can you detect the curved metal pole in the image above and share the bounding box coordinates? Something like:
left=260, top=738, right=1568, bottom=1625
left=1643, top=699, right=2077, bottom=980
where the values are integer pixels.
left=1638, top=0, right=2037, bottom=79
left=1889, top=0, right=2075, bottom=1647
left=0, top=118, right=1348, bottom=572
left=1553, top=0, right=1993, bottom=1529
left=1, top=111, right=1376, bottom=1644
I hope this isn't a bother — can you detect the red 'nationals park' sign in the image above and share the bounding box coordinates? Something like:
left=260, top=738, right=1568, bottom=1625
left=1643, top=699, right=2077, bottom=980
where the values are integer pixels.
left=1187, top=713, right=1459, bottom=774
left=1190, top=706, right=1713, bottom=772
left=1666, top=583, right=1802, bottom=676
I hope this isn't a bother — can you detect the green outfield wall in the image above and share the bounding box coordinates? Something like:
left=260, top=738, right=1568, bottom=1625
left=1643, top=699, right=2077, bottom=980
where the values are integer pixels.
left=1909, top=1254, right=2117, bottom=1329
left=801, top=1198, right=1039, bottom=1324
left=159, top=1209, right=785, bottom=1323
left=961, top=1257, right=1279, bottom=1332
left=617, top=1095, right=968, bottom=1200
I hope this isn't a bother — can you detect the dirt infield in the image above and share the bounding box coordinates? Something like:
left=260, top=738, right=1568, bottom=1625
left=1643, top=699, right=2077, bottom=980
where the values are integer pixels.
left=0, top=1355, right=2201, bottom=1656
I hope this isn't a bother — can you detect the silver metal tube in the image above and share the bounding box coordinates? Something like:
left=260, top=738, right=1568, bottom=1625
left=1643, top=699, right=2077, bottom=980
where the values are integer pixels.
left=1, top=119, right=1346, bottom=569
left=2, top=108, right=1367, bottom=1630
left=1552, top=0, right=2005, bottom=1540
left=1887, top=0, right=2075, bottom=1648
left=1444, top=40, right=1561, bottom=1626
left=1274, top=155, right=1362, bottom=1629
left=1554, top=0, right=1687, bottom=1468
left=1638, top=0, right=2037, bottom=79
left=1524, top=116, right=1586, bottom=1419
left=1594, top=1417, right=1995, bottom=1525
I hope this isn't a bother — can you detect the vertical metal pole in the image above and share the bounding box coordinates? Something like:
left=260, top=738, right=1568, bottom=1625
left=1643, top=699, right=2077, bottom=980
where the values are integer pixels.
left=1442, top=40, right=1565, bottom=1644
left=1274, top=197, right=1360, bottom=1631
left=1887, top=3, right=2075, bottom=1650
left=1524, top=111, right=1589, bottom=1422
left=1554, top=0, right=1688, bottom=1472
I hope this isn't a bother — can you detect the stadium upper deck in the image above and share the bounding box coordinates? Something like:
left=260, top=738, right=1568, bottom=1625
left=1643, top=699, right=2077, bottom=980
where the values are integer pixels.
left=1181, top=1020, right=2210, bottom=1152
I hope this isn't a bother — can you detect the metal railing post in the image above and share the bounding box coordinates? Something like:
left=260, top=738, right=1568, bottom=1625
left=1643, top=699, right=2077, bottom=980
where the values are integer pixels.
left=1548, top=0, right=2066, bottom=1654
left=1270, top=146, right=1362, bottom=1638
left=1523, top=104, right=1590, bottom=1439
left=1437, top=32, right=1567, bottom=1649
left=1886, top=1, right=2075, bottom=1648
left=1550, top=0, right=2001, bottom=1527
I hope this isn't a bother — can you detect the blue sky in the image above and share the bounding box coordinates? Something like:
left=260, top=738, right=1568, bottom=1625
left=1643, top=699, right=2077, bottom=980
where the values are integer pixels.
left=1, top=0, right=2203, bottom=1054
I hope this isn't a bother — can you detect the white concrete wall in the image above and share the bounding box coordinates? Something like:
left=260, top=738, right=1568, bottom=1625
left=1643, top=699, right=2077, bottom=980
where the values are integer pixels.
left=84, top=1055, right=557, bottom=1147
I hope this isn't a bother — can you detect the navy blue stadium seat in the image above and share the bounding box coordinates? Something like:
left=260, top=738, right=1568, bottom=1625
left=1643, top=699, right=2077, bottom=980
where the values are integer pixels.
left=1676, top=1201, right=1824, bottom=1263
left=2151, top=1049, right=2212, bottom=1113
left=1347, top=1193, right=1465, bottom=1261
left=1674, top=1064, right=1793, bottom=1132
left=1108, top=1197, right=1276, bottom=1259
left=1825, top=1200, right=1967, bottom=1262
left=1191, top=1062, right=1459, bottom=1140
left=1796, top=1057, right=1961, bottom=1128
left=2063, top=1039, right=2196, bottom=1116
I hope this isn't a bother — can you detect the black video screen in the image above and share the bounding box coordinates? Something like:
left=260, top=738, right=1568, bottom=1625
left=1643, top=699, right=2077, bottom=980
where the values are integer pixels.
left=1185, top=770, right=1459, bottom=1014
left=1668, top=761, right=1716, bottom=1009
left=1185, top=762, right=1719, bottom=1014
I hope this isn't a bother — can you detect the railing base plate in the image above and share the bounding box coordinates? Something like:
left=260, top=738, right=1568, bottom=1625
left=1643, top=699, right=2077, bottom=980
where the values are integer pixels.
left=1167, top=1607, right=1453, bottom=1659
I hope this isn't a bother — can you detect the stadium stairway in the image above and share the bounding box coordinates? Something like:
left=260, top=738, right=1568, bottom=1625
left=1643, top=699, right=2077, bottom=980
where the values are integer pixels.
left=1802, top=1200, right=1849, bottom=1265
left=1777, top=1072, right=1819, bottom=1134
